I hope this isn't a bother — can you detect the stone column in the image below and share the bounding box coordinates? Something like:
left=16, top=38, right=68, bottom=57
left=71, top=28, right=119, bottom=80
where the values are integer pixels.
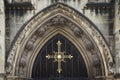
left=0, top=0, right=5, bottom=80
left=114, top=0, right=120, bottom=79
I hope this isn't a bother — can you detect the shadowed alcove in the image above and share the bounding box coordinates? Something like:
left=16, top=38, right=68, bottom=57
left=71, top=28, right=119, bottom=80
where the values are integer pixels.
left=32, top=34, right=88, bottom=80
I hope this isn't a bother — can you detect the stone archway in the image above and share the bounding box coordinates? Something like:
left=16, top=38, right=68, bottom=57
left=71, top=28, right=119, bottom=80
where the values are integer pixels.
left=6, top=3, right=114, bottom=80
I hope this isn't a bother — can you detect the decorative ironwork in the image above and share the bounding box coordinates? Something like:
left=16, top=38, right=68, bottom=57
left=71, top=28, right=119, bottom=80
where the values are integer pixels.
left=46, top=40, right=73, bottom=73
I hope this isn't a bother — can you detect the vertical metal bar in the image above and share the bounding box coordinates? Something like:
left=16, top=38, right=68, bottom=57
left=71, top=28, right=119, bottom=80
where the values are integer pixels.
left=46, top=46, right=48, bottom=77
left=52, top=40, right=54, bottom=76
left=78, top=51, right=80, bottom=77
left=71, top=46, right=73, bottom=77
left=40, top=54, right=41, bottom=77
left=65, top=40, right=67, bottom=76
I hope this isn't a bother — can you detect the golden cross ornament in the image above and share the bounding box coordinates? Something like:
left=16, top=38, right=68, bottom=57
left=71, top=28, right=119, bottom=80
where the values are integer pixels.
left=46, top=40, right=73, bottom=73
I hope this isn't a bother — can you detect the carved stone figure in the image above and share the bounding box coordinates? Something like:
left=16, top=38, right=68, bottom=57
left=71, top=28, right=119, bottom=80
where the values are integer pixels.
left=19, top=54, right=26, bottom=68
left=25, top=41, right=34, bottom=50
left=92, top=54, right=100, bottom=67
left=73, top=27, right=83, bottom=37
left=37, top=27, right=46, bottom=36
left=82, top=36, right=94, bottom=51
left=49, top=15, right=67, bottom=25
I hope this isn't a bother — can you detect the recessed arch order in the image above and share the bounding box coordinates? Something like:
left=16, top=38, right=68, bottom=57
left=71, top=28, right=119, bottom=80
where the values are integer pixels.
left=7, top=3, right=114, bottom=80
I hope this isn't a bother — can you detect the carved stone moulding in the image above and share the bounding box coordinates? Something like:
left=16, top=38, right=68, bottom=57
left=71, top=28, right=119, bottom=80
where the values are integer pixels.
left=6, top=3, right=114, bottom=79
left=25, top=34, right=38, bottom=50
left=19, top=55, right=26, bottom=68
left=46, top=15, right=84, bottom=38
left=25, top=41, right=34, bottom=50
left=18, top=15, right=102, bottom=78
left=92, top=54, right=101, bottom=67
left=37, top=27, right=46, bottom=36
left=80, top=34, right=94, bottom=52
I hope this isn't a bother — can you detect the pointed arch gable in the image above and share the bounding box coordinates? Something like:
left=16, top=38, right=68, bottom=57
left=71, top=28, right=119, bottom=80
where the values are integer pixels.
left=32, top=34, right=88, bottom=78
left=7, top=3, right=114, bottom=79
left=27, top=29, right=92, bottom=77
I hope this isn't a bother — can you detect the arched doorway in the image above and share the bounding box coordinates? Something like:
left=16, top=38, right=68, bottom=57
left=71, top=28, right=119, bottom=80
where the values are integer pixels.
left=6, top=3, right=114, bottom=80
left=32, top=34, right=88, bottom=79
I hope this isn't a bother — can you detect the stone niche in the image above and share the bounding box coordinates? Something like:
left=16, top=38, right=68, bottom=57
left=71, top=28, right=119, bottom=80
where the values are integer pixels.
left=7, top=0, right=35, bottom=9
left=88, top=0, right=112, bottom=3
left=8, top=0, right=31, bottom=3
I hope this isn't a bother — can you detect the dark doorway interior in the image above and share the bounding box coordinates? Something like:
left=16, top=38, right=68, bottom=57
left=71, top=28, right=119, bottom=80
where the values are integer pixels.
left=32, top=34, right=88, bottom=80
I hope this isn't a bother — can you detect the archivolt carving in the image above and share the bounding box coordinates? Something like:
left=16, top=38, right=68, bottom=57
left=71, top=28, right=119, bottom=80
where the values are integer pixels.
left=92, top=54, right=101, bottom=67
left=6, top=3, right=114, bottom=79
left=19, top=67, right=24, bottom=76
left=47, top=15, right=84, bottom=37
left=25, top=41, right=34, bottom=50
left=49, top=15, right=67, bottom=25
left=19, top=56, right=26, bottom=68
left=81, top=35, right=94, bottom=51
left=72, top=27, right=83, bottom=37
left=37, top=27, right=46, bottom=36
left=92, top=27, right=114, bottom=74
left=67, top=22, right=83, bottom=37
left=25, top=34, right=38, bottom=50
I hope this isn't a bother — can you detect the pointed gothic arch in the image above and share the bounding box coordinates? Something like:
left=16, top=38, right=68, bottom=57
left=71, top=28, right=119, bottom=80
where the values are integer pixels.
left=6, top=3, right=114, bottom=80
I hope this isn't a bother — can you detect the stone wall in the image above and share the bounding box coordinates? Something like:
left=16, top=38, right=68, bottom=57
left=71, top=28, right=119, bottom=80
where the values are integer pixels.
left=5, top=9, right=34, bottom=51
left=0, top=0, right=5, bottom=80
left=4, top=0, right=116, bottom=79
left=88, top=0, right=111, bottom=3
left=5, top=0, right=114, bottom=52
left=114, top=0, right=120, bottom=77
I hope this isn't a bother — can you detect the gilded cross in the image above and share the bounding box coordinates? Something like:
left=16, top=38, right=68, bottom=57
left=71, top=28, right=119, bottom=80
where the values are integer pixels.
left=46, top=40, right=73, bottom=73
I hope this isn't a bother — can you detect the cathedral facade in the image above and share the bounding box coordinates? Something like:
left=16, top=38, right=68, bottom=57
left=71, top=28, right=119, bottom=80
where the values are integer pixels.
left=0, top=0, right=120, bottom=80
